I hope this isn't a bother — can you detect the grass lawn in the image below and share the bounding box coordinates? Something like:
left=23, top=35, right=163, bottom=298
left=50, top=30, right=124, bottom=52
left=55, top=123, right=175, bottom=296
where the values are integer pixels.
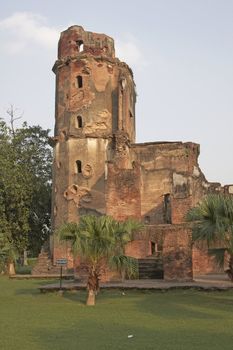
left=0, top=277, right=233, bottom=350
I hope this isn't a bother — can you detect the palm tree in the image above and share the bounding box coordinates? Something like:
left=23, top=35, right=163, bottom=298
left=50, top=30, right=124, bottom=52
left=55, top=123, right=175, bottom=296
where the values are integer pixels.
left=186, top=194, right=233, bottom=281
left=58, top=215, right=142, bottom=305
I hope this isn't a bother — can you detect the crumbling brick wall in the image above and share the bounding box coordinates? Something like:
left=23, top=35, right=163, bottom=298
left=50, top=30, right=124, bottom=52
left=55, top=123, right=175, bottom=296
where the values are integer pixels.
left=106, top=162, right=141, bottom=220
left=50, top=25, right=232, bottom=280
left=162, top=225, right=193, bottom=280
left=192, top=243, right=224, bottom=275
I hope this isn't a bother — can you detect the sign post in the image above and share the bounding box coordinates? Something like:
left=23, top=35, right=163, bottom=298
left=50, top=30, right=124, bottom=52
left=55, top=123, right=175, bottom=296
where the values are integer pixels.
left=56, top=258, right=68, bottom=292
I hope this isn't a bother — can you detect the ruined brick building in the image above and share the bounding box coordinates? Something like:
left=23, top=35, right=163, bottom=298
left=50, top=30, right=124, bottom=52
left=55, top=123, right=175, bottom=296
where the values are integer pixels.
left=50, top=25, right=233, bottom=280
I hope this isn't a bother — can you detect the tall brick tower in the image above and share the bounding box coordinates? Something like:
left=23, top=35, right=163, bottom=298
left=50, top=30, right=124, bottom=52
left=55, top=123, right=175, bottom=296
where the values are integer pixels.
left=51, top=26, right=136, bottom=262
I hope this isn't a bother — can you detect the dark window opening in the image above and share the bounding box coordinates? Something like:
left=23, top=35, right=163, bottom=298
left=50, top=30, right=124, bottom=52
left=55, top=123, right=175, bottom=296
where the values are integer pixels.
left=129, top=110, right=134, bottom=118
left=76, top=40, right=84, bottom=52
left=77, top=116, right=83, bottom=128
left=144, top=216, right=150, bottom=224
left=151, top=242, right=156, bottom=255
left=164, top=193, right=172, bottom=224
left=151, top=242, right=163, bottom=256
left=76, top=160, right=82, bottom=173
left=77, top=75, right=83, bottom=88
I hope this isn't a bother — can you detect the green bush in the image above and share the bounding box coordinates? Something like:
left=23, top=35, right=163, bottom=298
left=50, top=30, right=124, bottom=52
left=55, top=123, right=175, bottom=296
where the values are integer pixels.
left=15, top=265, right=32, bottom=275
left=27, top=258, right=37, bottom=267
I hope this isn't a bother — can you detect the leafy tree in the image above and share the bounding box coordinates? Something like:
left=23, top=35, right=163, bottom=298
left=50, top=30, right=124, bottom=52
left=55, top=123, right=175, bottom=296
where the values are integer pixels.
left=0, top=115, right=52, bottom=269
left=187, top=194, right=233, bottom=281
left=58, top=215, right=142, bottom=305
left=12, top=123, right=52, bottom=256
left=0, top=121, right=32, bottom=264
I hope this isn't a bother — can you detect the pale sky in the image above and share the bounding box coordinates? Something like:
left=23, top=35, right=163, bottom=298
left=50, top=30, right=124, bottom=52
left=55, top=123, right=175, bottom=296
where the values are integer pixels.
left=0, top=0, right=233, bottom=184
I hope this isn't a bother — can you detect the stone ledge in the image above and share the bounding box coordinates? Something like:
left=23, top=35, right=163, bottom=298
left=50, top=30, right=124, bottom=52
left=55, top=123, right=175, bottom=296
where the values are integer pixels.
left=38, top=274, right=233, bottom=293
left=9, top=274, right=74, bottom=280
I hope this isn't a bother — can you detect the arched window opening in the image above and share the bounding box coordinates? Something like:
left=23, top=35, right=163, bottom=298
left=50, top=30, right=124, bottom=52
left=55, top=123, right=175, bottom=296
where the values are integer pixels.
left=76, top=160, right=82, bottom=173
left=77, top=116, right=83, bottom=128
left=76, top=40, right=84, bottom=52
left=77, top=75, right=83, bottom=88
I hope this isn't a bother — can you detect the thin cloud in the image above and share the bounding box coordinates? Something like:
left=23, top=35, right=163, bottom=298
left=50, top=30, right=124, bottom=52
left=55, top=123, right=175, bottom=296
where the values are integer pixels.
left=115, top=35, right=146, bottom=69
left=0, top=13, right=145, bottom=67
left=0, top=12, right=60, bottom=54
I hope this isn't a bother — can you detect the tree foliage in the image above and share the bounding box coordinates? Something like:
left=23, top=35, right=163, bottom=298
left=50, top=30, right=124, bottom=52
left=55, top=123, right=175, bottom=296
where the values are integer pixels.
left=187, top=194, right=233, bottom=280
left=14, top=124, right=52, bottom=255
left=0, top=115, right=52, bottom=270
left=58, top=215, right=142, bottom=305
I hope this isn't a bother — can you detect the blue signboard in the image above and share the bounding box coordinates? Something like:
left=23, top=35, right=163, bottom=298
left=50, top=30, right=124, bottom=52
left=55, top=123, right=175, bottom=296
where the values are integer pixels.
left=56, top=258, right=68, bottom=266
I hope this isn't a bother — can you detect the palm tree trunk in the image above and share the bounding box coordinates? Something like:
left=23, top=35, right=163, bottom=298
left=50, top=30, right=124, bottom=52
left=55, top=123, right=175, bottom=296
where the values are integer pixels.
left=86, top=289, right=96, bottom=306
left=86, top=270, right=99, bottom=305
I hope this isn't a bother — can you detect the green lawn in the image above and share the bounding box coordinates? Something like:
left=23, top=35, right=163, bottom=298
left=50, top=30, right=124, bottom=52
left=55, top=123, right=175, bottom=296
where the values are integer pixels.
left=0, top=277, right=233, bottom=350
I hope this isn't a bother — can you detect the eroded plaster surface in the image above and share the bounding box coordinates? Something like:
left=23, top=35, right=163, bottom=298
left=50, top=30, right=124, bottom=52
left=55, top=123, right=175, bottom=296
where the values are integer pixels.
left=51, top=25, right=232, bottom=279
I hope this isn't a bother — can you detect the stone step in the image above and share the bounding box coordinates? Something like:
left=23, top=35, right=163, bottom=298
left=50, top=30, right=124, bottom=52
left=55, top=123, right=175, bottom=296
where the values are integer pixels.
left=139, top=271, right=164, bottom=279
left=32, top=250, right=62, bottom=275
left=139, top=268, right=163, bottom=272
left=138, top=258, right=164, bottom=280
left=139, top=264, right=162, bottom=268
left=138, top=259, right=161, bottom=262
left=138, top=266, right=163, bottom=271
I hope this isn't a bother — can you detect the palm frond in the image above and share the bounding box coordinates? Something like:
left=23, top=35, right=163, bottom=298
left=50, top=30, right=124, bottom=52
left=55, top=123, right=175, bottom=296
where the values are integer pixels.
left=187, top=194, right=233, bottom=246
left=110, top=254, right=138, bottom=279
left=208, top=248, right=226, bottom=268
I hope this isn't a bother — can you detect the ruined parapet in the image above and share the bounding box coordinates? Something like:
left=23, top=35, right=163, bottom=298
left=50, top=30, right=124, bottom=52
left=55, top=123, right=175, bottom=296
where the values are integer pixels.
left=223, top=184, right=233, bottom=194
left=57, top=25, right=115, bottom=60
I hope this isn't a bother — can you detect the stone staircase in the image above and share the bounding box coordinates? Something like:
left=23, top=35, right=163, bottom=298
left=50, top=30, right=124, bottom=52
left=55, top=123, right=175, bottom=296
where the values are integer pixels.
left=138, top=257, right=164, bottom=279
left=32, top=251, right=61, bottom=275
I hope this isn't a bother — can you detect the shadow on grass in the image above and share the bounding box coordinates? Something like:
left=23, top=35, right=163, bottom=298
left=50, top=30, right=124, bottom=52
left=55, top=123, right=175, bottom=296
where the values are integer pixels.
left=33, top=316, right=233, bottom=350
left=14, top=288, right=41, bottom=296
left=59, top=288, right=233, bottom=321
left=14, top=279, right=60, bottom=296
left=133, top=289, right=233, bottom=320
left=62, top=290, right=87, bottom=304
left=62, top=289, right=128, bottom=305
left=13, top=282, right=233, bottom=322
